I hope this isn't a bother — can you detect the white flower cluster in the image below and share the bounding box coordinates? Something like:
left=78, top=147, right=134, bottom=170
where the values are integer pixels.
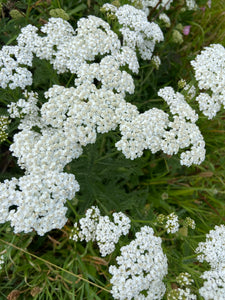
left=109, top=226, right=168, bottom=300
left=116, top=86, right=205, bottom=166
left=130, top=0, right=197, bottom=15
left=0, top=45, right=33, bottom=89
left=196, top=225, right=225, bottom=299
left=185, top=0, right=197, bottom=10
left=158, top=87, right=205, bottom=166
left=165, top=212, right=180, bottom=234
left=71, top=206, right=131, bottom=257
left=196, top=224, right=225, bottom=269
left=191, top=44, right=225, bottom=119
left=199, top=268, right=225, bottom=300
left=0, top=172, right=78, bottom=235
left=130, top=0, right=174, bottom=15
left=0, top=15, right=140, bottom=235
left=102, top=4, right=164, bottom=60
left=0, top=5, right=208, bottom=235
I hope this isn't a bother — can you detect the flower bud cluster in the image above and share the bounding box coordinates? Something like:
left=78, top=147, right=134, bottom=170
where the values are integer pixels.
left=165, top=212, right=180, bottom=234
left=191, top=44, right=225, bottom=119
left=176, top=272, right=194, bottom=287
left=167, top=272, right=196, bottom=299
left=109, top=226, right=168, bottom=299
left=0, top=116, right=10, bottom=143
left=167, top=287, right=197, bottom=300
left=71, top=206, right=131, bottom=257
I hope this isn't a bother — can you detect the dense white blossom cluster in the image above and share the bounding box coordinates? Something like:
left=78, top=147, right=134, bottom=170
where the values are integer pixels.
left=158, top=87, right=205, bottom=166
left=0, top=172, right=78, bottom=235
left=199, top=269, right=225, bottom=300
left=196, top=224, right=225, bottom=269
left=0, top=45, right=33, bottom=89
left=71, top=206, right=131, bottom=257
left=191, top=44, right=225, bottom=119
left=102, top=4, right=164, bottom=60
left=116, top=87, right=205, bottom=166
left=109, top=226, right=168, bottom=300
left=196, top=225, right=225, bottom=299
left=0, top=15, right=139, bottom=234
left=0, top=4, right=208, bottom=235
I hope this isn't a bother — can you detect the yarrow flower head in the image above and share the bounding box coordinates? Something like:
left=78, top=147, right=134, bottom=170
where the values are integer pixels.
left=102, top=4, right=164, bottom=60
left=191, top=44, right=225, bottom=119
left=109, top=226, right=168, bottom=299
left=195, top=225, right=225, bottom=299
left=199, top=268, right=225, bottom=300
left=70, top=206, right=131, bottom=257
left=195, top=224, right=225, bottom=269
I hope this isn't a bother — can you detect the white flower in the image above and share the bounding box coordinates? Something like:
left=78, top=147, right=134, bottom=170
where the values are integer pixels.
left=109, top=226, right=168, bottom=300
left=191, top=44, right=225, bottom=119
left=0, top=172, right=79, bottom=235
left=159, top=13, right=171, bottom=27
left=114, top=5, right=164, bottom=60
left=70, top=207, right=131, bottom=257
left=196, top=224, right=225, bottom=269
left=130, top=0, right=174, bottom=15
left=185, top=0, right=197, bottom=10
left=199, top=269, right=225, bottom=300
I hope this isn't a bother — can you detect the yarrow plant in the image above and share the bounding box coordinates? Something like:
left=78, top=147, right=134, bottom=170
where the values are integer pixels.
left=109, top=226, right=168, bottom=299
left=0, top=0, right=225, bottom=299
left=0, top=0, right=211, bottom=236
left=70, top=206, right=131, bottom=257
left=195, top=225, right=225, bottom=299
